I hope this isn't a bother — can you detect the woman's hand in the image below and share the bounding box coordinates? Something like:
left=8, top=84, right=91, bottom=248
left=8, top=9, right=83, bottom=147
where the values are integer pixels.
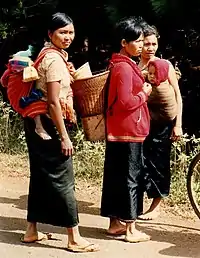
left=170, top=126, right=183, bottom=142
left=141, top=70, right=149, bottom=79
left=61, top=136, right=74, bottom=156
left=142, top=82, right=152, bottom=96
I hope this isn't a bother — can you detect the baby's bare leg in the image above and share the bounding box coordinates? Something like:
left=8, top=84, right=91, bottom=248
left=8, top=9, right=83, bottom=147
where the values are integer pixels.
left=34, top=115, right=51, bottom=140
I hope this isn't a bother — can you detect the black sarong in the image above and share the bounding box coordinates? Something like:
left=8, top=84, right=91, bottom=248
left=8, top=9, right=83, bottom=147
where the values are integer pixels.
left=24, top=115, right=79, bottom=228
left=101, top=141, right=144, bottom=221
left=143, top=120, right=174, bottom=198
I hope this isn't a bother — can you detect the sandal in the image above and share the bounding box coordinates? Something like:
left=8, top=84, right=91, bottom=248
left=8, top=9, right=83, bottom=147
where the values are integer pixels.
left=21, top=232, right=52, bottom=243
left=124, top=232, right=151, bottom=243
left=107, top=228, right=126, bottom=236
left=67, top=243, right=100, bottom=253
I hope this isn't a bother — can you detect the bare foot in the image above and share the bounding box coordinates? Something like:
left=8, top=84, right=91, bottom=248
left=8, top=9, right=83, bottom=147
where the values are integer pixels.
left=35, top=128, right=51, bottom=140
left=125, top=229, right=151, bottom=243
left=107, top=220, right=126, bottom=235
left=138, top=210, right=160, bottom=220
left=138, top=197, right=161, bottom=220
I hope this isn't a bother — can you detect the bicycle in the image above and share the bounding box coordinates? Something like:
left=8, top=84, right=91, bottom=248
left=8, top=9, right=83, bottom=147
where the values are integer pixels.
left=187, top=152, right=200, bottom=219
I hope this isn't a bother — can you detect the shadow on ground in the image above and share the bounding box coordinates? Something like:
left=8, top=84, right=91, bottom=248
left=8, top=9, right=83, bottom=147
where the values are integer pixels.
left=137, top=221, right=200, bottom=257
left=0, top=215, right=200, bottom=257
left=0, top=195, right=100, bottom=215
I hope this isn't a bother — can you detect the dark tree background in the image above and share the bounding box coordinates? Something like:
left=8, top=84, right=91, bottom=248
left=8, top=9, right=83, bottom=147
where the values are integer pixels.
left=1, top=0, right=200, bottom=136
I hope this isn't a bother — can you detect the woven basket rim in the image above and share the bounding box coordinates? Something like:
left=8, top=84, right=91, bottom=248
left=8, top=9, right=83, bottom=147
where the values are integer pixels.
left=74, top=70, right=109, bottom=82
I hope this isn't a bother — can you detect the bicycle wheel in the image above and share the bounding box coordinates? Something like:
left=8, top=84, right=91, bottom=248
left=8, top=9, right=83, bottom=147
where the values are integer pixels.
left=187, top=153, right=200, bottom=219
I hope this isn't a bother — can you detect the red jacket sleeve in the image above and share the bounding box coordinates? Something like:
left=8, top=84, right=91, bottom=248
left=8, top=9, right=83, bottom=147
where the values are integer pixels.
left=112, top=63, right=147, bottom=111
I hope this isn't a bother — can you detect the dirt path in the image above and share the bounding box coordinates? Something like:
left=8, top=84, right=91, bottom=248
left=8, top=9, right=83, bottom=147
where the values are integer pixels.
left=1, top=168, right=200, bottom=257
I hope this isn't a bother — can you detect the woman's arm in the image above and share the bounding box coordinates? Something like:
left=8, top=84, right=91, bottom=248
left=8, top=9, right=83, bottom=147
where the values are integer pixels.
left=114, top=63, right=151, bottom=111
left=168, top=63, right=183, bottom=140
left=47, top=81, right=73, bottom=156
left=65, top=87, right=76, bottom=124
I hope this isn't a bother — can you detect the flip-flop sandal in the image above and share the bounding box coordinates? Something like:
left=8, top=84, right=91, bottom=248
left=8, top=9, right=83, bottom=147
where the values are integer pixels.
left=21, top=232, right=52, bottom=243
left=67, top=243, right=100, bottom=253
left=124, top=233, right=151, bottom=243
left=106, top=229, right=126, bottom=240
left=106, top=228, right=126, bottom=236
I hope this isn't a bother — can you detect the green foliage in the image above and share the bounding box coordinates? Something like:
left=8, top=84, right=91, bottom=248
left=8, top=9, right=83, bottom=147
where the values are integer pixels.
left=72, top=128, right=105, bottom=181
left=149, top=0, right=176, bottom=17
left=0, top=0, right=58, bottom=39
left=168, top=134, right=200, bottom=207
left=149, top=0, right=200, bottom=29
left=0, top=0, right=24, bottom=38
left=104, top=0, right=122, bottom=24
left=0, top=101, right=27, bottom=154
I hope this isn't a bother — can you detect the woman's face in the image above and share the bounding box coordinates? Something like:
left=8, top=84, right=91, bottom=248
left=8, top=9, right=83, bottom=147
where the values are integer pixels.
left=49, top=23, right=75, bottom=49
left=121, top=33, right=144, bottom=57
left=141, top=34, right=158, bottom=60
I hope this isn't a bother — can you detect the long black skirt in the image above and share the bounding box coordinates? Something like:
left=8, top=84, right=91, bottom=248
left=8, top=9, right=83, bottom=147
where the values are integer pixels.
left=143, top=120, right=174, bottom=199
left=101, top=141, right=144, bottom=221
left=24, top=115, right=79, bottom=228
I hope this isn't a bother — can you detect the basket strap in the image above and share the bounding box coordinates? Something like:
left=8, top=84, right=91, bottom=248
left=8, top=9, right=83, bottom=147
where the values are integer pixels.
left=104, top=63, right=117, bottom=115
left=33, top=48, right=68, bottom=69
left=95, top=65, right=117, bottom=132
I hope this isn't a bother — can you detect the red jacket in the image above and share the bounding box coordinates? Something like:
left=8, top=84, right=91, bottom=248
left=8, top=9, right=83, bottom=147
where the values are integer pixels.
left=106, top=53, right=150, bottom=142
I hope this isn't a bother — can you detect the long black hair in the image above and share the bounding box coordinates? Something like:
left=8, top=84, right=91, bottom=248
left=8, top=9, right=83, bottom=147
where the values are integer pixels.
left=112, top=16, right=144, bottom=52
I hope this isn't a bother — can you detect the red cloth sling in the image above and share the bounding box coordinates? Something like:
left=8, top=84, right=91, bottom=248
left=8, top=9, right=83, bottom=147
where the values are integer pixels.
left=1, top=48, right=68, bottom=118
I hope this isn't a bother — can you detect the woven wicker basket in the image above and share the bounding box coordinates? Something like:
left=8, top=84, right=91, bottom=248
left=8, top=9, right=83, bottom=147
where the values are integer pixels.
left=71, top=70, right=110, bottom=118
left=81, top=114, right=105, bottom=141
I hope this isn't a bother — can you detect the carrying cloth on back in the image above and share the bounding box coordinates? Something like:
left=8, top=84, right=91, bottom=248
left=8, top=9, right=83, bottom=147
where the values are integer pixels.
left=0, top=48, right=70, bottom=118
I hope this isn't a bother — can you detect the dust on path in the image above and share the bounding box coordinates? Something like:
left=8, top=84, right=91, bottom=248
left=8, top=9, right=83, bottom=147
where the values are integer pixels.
left=0, top=153, right=200, bottom=258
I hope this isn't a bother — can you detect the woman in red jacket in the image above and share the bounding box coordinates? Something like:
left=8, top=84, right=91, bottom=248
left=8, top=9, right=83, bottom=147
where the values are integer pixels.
left=100, top=16, right=152, bottom=243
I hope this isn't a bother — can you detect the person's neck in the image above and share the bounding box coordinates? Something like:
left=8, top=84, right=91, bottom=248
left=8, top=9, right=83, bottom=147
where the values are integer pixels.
left=119, top=48, right=131, bottom=58
left=118, top=49, right=136, bottom=63
left=139, top=56, right=155, bottom=70
left=44, top=41, right=68, bottom=59
left=140, top=56, right=149, bottom=65
left=46, top=41, right=61, bottom=50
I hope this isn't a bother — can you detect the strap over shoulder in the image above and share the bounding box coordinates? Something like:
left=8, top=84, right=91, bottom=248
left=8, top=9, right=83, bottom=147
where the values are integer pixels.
left=33, top=48, right=68, bottom=69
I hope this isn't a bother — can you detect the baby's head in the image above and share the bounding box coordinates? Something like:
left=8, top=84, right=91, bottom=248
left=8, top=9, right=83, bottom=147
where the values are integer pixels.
left=147, top=59, right=169, bottom=86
